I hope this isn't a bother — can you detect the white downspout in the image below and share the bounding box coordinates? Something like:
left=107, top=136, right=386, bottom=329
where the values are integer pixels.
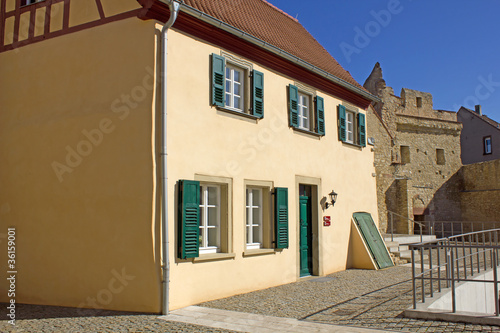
left=160, top=0, right=181, bottom=316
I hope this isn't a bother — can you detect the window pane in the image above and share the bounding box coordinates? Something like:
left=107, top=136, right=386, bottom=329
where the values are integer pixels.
left=234, top=83, right=240, bottom=95
left=208, top=228, right=218, bottom=247
left=234, top=96, right=241, bottom=109
left=247, top=225, right=252, bottom=244
left=208, top=207, right=218, bottom=226
left=246, top=207, right=251, bottom=226
left=252, top=207, right=260, bottom=226
left=207, top=186, right=218, bottom=205
left=225, top=94, right=230, bottom=106
left=234, top=70, right=240, bottom=82
left=226, top=67, right=230, bottom=77
left=252, top=189, right=261, bottom=206
left=253, top=226, right=261, bottom=243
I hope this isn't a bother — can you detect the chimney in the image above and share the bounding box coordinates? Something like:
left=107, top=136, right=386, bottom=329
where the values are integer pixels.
left=475, top=105, right=482, bottom=116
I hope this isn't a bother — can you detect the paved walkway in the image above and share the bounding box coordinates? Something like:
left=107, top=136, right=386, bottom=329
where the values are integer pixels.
left=161, top=305, right=388, bottom=332
left=2, top=265, right=500, bottom=332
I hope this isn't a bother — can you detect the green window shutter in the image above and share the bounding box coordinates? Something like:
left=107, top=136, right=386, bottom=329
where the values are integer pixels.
left=288, top=85, right=299, bottom=128
left=274, top=187, right=289, bottom=249
left=358, top=113, right=366, bottom=147
left=252, top=70, right=264, bottom=118
left=178, top=180, right=200, bottom=259
left=211, top=54, right=225, bottom=107
left=338, top=104, right=346, bottom=142
left=315, top=96, right=325, bottom=135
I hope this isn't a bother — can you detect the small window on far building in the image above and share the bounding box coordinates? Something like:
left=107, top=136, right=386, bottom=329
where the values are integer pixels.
left=401, top=145, right=410, bottom=164
left=484, top=136, right=492, bottom=155
left=416, top=97, right=422, bottom=108
left=436, top=149, right=445, bottom=165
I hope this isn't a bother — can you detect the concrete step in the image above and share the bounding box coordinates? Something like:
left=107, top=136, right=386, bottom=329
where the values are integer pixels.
left=396, top=250, right=429, bottom=262
left=383, top=234, right=437, bottom=245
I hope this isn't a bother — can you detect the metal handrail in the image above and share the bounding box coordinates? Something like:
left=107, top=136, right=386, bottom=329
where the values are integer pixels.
left=409, top=228, right=500, bottom=316
left=385, top=210, right=425, bottom=242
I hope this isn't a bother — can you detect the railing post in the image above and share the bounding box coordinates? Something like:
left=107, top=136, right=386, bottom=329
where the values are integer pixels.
left=476, top=233, right=480, bottom=274
left=494, top=250, right=499, bottom=316
left=437, top=241, right=442, bottom=293
left=412, top=246, right=416, bottom=309
left=429, top=244, right=433, bottom=297
left=420, top=224, right=423, bottom=243
left=421, top=246, right=425, bottom=304
left=450, top=248, right=456, bottom=313
left=391, top=212, right=394, bottom=242
left=446, top=241, right=451, bottom=289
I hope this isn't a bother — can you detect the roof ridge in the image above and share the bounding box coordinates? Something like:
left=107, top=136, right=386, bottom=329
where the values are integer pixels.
left=460, top=106, right=500, bottom=130
left=260, top=0, right=299, bottom=23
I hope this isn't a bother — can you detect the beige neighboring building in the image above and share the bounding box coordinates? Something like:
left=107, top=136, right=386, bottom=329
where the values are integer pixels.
left=364, top=63, right=463, bottom=234
left=0, top=0, right=381, bottom=313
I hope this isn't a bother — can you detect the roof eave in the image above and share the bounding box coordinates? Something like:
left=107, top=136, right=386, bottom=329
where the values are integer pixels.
left=155, top=0, right=380, bottom=104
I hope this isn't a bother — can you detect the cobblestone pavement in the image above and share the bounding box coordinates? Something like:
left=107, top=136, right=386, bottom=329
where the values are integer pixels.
left=201, top=266, right=500, bottom=333
left=2, top=266, right=500, bottom=332
left=0, top=304, right=235, bottom=332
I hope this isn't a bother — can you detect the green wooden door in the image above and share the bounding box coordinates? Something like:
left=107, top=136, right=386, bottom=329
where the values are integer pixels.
left=353, top=212, right=394, bottom=269
left=299, top=196, right=313, bottom=276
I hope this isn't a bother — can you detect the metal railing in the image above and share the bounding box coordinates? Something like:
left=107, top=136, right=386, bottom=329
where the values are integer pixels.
left=387, top=210, right=425, bottom=242
left=409, top=229, right=500, bottom=316
left=426, top=221, right=500, bottom=239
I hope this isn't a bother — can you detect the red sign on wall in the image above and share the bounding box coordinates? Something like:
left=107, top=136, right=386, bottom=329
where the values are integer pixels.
left=323, top=216, right=331, bottom=226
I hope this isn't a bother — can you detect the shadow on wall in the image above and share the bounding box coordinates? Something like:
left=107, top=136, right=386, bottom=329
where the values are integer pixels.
left=384, top=179, right=410, bottom=234
left=426, top=171, right=463, bottom=237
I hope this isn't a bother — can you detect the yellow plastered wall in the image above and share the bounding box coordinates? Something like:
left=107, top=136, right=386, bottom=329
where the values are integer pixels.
left=165, top=28, right=379, bottom=309
left=0, top=13, right=380, bottom=313
left=0, top=18, right=162, bottom=313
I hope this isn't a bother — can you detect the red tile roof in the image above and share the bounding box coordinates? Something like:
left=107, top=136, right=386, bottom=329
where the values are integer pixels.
left=181, top=0, right=363, bottom=90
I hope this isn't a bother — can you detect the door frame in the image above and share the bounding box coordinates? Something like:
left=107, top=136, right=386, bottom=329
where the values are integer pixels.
left=295, top=176, right=322, bottom=278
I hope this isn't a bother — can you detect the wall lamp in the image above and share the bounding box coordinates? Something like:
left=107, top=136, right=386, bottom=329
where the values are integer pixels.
left=325, top=190, right=338, bottom=208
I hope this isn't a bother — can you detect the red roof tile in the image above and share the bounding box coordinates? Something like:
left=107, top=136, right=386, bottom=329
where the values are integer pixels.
left=181, top=0, right=363, bottom=90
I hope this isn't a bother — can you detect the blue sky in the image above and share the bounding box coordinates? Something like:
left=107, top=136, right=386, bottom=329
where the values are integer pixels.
left=267, top=0, right=500, bottom=121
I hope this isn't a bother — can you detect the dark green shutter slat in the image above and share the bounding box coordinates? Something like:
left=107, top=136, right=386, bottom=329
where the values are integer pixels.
left=288, top=85, right=299, bottom=128
left=274, top=187, right=289, bottom=249
left=315, top=96, right=325, bottom=135
left=252, top=70, right=264, bottom=118
left=178, top=180, right=200, bottom=259
left=358, top=113, right=366, bottom=147
left=211, top=54, right=225, bottom=107
left=338, top=104, right=346, bottom=142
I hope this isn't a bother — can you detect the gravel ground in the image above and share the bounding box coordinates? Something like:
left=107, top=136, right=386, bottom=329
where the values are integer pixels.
left=0, top=304, right=236, bottom=333
left=2, top=265, right=500, bottom=332
left=200, top=266, right=500, bottom=332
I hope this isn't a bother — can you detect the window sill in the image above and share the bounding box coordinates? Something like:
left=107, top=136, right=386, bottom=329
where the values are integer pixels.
left=243, top=248, right=276, bottom=257
left=216, top=106, right=261, bottom=121
left=193, top=252, right=236, bottom=263
left=341, top=141, right=364, bottom=149
left=292, top=127, right=322, bottom=138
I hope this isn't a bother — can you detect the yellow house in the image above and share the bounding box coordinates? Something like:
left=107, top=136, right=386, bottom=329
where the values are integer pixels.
left=0, top=0, right=381, bottom=314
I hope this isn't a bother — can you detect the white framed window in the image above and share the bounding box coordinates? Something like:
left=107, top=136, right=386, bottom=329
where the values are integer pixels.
left=484, top=136, right=492, bottom=155
left=346, top=110, right=355, bottom=144
left=246, top=188, right=263, bottom=249
left=199, top=185, right=220, bottom=254
left=298, top=92, right=311, bottom=130
left=225, top=64, right=244, bottom=112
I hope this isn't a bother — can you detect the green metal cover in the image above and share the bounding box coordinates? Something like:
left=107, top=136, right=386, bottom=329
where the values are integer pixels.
left=352, top=212, right=393, bottom=269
